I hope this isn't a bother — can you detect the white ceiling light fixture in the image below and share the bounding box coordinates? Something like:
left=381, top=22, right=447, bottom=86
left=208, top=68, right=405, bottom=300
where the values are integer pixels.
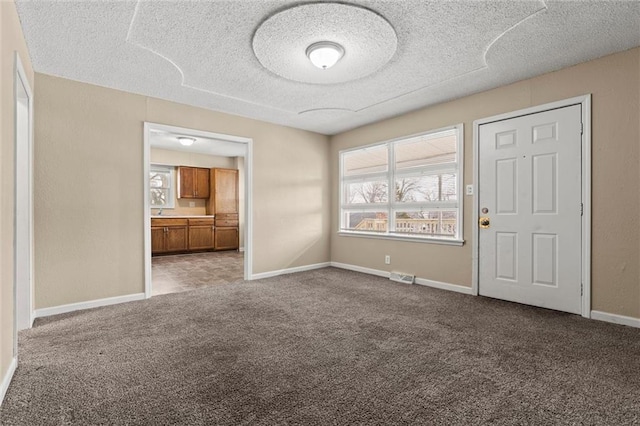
left=252, top=3, right=397, bottom=85
left=178, top=136, right=195, bottom=146
left=306, top=41, right=344, bottom=70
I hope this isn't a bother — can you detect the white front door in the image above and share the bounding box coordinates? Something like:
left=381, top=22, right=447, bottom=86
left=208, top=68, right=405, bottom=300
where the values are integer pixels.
left=478, top=104, right=583, bottom=314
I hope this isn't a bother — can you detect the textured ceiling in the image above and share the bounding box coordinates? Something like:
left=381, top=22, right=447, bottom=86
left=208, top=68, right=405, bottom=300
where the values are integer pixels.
left=16, top=1, right=640, bottom=135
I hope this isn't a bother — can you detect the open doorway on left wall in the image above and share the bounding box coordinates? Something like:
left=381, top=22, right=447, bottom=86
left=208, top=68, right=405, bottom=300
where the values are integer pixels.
left=143, top=123, right=253, bottom=298
left=14, top=53, right=34, bottom=341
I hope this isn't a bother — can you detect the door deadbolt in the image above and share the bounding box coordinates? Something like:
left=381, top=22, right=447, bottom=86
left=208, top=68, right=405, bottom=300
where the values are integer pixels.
left=479, top=217, right=490, bottom=228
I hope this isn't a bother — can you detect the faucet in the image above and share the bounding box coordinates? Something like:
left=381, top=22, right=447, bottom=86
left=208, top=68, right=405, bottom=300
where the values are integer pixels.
left=158, top=208, right=163, bottom=216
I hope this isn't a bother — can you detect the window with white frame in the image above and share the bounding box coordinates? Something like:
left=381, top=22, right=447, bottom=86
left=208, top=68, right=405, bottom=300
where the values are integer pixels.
left=149, top=165, right=175, bottom=209
left=339, top=125, right=464, bottom=243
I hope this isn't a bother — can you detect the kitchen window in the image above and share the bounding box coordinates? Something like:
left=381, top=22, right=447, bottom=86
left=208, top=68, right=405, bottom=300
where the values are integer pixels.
left=338, top=124, right=464, bottom=245
left=149, top=165, right=175, bottom=209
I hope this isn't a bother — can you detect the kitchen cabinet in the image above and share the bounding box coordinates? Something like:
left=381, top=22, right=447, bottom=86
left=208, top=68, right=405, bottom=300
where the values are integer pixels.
left=207, top=168, right=238, bottom=215
left=178, top=166, right=210, bottom=199
left=207, top=168, right=240, bottom=251
left=188, top=218, right=215, bottom=250
left=215, top=227, right=239, bottom=251
left=151, top=218, right=188, bottom=254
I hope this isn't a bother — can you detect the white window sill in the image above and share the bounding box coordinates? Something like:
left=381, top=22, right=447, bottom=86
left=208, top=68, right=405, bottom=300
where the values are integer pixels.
left=337, top=231, right=465, bottom=246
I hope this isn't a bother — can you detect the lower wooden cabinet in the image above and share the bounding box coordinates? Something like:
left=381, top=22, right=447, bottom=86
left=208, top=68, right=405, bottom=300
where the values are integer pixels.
left=215, top=227, right=239, bottom=251
left=188, top=218, right=215, bottom=250
left=152, top=217, right=238, bottom=254
left=151, top=218, right=188, bottom=254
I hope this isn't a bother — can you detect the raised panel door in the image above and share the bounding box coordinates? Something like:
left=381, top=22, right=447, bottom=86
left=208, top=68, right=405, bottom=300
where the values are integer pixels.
left=151, top=227, right=166, bottom=254
left=165, top=226, right=188, bottom=252
left=215, top=227, right=238, bottom=251
left=178, top=167, right=195, bottom=198
left=189, top=225, right=215, bottom=250
left=195, top=168, right=210, bottom=198
left=478, top=104, right=582, bottom=314
left=214, top=169, right=238, bottom=214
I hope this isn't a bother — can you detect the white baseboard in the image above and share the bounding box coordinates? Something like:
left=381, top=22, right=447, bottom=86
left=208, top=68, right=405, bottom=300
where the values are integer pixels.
left=330, top=262, right=473, bottom=295
left=0, top=357, right=17, bottom=407
left=251, top=262, right=331, bottom=280
left=239, top=247, right=245, bottom=253
left=414, top=277, right=474, bottom=295
left=34, top=293, right=146, bottom=319
left=330, top=262, right=390, bottom=278
left=591, top=310, right=640, bottom=328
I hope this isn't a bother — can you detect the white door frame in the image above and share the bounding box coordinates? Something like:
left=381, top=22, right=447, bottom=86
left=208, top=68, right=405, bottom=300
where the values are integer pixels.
left=143, top=122, right=254, bottom=298
left=472, top=95, right=592, bottom=318
left=14, top=52, right=35, bottom=344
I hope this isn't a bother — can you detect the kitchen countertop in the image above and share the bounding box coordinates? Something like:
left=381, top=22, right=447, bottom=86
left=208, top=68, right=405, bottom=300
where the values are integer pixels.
left=151, top=215, right=214, bottom=218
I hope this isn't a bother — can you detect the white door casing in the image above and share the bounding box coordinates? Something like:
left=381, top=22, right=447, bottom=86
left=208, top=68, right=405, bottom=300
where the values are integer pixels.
left=477, top=104, right=583, bottom=314
left=142, top=122, right=254, bottom=298
left=15, top=53, right=34, bottom=337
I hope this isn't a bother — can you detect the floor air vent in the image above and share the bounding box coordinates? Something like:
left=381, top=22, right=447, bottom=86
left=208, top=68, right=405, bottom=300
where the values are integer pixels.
left=390, top=271, right=415, bottom=284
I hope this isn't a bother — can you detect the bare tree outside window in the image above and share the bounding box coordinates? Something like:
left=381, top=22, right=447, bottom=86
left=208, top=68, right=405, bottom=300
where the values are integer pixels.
left=340, top=126, right=463, bottom=240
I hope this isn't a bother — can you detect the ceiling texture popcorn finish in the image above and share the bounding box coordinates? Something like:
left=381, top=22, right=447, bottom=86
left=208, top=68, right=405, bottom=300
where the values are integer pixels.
left=16, top=1, right=640, bottom=135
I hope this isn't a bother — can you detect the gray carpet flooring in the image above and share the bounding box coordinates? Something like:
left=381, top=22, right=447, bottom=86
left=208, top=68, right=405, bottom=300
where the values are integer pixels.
left=1, top=267, right=639, bottom=425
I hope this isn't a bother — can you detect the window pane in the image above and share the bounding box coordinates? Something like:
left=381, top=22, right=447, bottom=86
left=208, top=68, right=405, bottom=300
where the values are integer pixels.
left=395, top=173, right=457, bottom=202
left=394, top=131, right=456, bottom=170
left=343, top=145, right=388, bottom=176
left=150, top=188, right=171, bottom=206
left=150, top=171, right=170, bottom=189
left=345, top=180, right=388, bottom=204
left=395, top=210, right=457, bottom=236
left=343, top=211, right=388, bottom=232
left=339, top=125, right=462, bottom=241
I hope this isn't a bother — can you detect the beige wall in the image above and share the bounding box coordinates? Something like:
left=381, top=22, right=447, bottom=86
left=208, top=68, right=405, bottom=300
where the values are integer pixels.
left=330, top=47, right=640, bottom=319
left=150, top=148, right=235, bottom=216
left=34, top=74, right=331, bottom=309
left=0, top=0, right=35, bottom=394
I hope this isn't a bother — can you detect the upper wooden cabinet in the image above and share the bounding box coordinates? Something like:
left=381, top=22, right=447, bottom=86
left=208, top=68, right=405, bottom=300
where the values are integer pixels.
left=207, top=168, right=238, bottom=215
left=178, top=166, right=210, bottom=199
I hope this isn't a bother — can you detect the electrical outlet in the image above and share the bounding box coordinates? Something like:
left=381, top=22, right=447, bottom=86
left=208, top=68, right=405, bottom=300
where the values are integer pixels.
left=189, top=201, right=195, bottom=207
left=465, top=184, right=474, bottom=196
left=385, top=255, right=391, bottom=265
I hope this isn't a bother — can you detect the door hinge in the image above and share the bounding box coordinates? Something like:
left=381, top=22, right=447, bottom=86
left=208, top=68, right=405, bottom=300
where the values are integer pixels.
left=581, top=282, right=583, bottom=296
left=580, top=203, right=583, bottom=216
left=581, top=122, right=584, bottom=135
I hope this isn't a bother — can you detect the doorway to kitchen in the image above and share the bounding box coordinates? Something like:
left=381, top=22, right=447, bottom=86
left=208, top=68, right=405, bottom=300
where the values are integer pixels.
left=143, top=122, right=253, bottom=298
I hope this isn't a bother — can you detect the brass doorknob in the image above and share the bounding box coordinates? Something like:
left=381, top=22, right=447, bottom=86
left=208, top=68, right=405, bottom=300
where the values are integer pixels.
left=479, top=217, right=490, bottom=228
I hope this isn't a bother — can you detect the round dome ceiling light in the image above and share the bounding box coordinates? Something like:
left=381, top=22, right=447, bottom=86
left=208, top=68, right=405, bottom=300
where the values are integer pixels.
left=306, top=41, right=344, bottom=70
left=252, top=3, right=397, bottom=85
left=178, top=137, right=195, bottom=146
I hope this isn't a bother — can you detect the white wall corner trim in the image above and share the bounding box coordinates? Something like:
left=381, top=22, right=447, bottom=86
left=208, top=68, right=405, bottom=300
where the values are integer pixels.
left=0, top=357, right=17, bottom=407
left=34, top=293, right=146, bottom=319
left=590, top=311, right=640, bottom=329
left=251, top=262, right=331, bottom=280
left=330, top=262, right=473, bottom=295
